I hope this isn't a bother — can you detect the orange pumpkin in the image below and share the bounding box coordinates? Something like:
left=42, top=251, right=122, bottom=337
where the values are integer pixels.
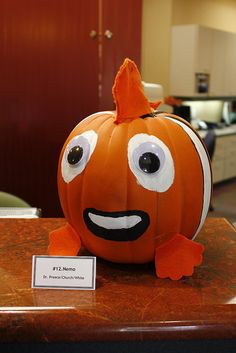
left=49, top=59, right=212, bottom=280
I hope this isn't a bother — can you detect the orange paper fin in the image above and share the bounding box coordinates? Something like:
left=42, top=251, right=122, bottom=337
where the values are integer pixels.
left=155, top=234, right=204, bottom=280
left=112, top=58, right=153, bottom=123
left=149, top=100, right=162, bottom=110
left=48, top=223, right=81, bottom=256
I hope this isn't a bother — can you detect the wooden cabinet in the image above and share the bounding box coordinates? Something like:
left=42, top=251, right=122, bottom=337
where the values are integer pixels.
left=211, top=130, right=236, bottom=183
left=196, top=26, right=213, bottom=74
left=212, top=135, right=227, bottom=183
left=210, top=30, right=227, bottom=96
left=224, top=134, right=236, bottom=179
left=170, top=25, right=236, bottom=98
left=169, top=25, right=198, bottom=97
left=224, top=32, right=236, bottom=96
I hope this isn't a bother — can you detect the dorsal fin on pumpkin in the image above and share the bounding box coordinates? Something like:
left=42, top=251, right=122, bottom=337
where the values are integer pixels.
left=112, top=58, right=160, bottom=123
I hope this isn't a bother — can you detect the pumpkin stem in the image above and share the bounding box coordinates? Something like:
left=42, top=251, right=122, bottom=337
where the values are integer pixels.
left=112, top=58, right=161, bottom=123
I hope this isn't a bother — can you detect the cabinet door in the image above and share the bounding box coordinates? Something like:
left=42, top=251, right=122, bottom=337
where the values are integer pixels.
left=224, top=32, right=236, bottom=96
left=212, top=136, right=226, bottom=183
left=225, top=135, right=236, bottom=179
left=0, top=0, right=99, bottom=216
left=100, top=0, right=142, bottom=110
left=210, top=30, right=226, bottom=96
left=169, top=25, right=199, bottom=96
left=196, top=26, right=213, bottom=74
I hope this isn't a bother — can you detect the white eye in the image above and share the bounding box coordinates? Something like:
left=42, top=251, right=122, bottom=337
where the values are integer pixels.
left=128, top=133, right=174, bottom=192
left=61, top=130, right=97, bottom=183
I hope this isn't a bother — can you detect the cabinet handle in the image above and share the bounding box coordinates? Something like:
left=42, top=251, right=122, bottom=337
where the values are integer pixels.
left=89, top=30, right=97, bottom=39
left=104, top=30, right=113, bottom=39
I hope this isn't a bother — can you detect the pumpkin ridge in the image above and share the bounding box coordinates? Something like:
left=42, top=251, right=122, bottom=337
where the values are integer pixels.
left=144, top=117, right=160, bottom=250
left=71, top=111, right=112, bottom=133
left=165, top=115, right=199, bottom=237
left=177, top=125, right=205, bottom=236
left=78, top=116, right=115, bottom=249
left=125, top=121, right=132, bottom=260
left=162, top=116, right=183, bottom=236
left=163, top=115, right=209, bottom=238
left=127, top=118, right=155, bottom=261
left=147, top=115, right=183, bottom=244
left=58, top=149, right=74, bottom=226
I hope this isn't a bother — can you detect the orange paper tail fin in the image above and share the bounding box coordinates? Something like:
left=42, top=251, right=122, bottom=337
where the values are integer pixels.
left=112, top=58, right=154, bottom=123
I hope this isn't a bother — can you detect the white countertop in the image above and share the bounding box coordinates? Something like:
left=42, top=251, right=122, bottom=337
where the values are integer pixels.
left=198, top=124, right=236, bottom=138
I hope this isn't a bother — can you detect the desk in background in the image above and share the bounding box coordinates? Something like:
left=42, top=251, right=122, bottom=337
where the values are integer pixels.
left=0, top=218, right=236, bottom=352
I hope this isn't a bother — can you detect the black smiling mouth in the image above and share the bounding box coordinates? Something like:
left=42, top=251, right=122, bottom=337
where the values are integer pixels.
left=83, top=208, right=150, bottom=241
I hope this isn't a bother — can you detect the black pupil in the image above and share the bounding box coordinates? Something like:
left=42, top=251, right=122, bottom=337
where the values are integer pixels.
left=139, top=152, right=160, bottom=173
left=67, top=146, right=83, bottom=165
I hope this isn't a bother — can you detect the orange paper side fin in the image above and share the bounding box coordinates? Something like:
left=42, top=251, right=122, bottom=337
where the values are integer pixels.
left=112, top=58, right=153, bottom=123
left=48, top=223, right=81, bottom=256
left=155, top=234, right=204, bottom=280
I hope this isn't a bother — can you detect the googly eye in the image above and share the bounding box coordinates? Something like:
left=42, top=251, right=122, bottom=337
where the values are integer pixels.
left=138, top=152, right=160, bottom=174
left=128, top=133, right=174, bottom=192
left=61, top=130, right=98, bottom=183
left=67, top=145, right=84, bottom=166
left=133, top=141, right=165, bottom=175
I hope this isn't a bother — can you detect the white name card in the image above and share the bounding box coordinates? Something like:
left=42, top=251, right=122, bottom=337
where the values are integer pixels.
left=32, top=255, right=96, bottom=290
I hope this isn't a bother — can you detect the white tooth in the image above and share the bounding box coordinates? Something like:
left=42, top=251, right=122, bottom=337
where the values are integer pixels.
left=88, top=213, right=141, bottom=230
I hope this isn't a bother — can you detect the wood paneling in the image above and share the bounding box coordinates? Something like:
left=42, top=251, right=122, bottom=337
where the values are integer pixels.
left=0, top=0, right=141, bottom=216
left=100, top=0, right=142, bottom=110
left=0, top=0, right=99, bottom=216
